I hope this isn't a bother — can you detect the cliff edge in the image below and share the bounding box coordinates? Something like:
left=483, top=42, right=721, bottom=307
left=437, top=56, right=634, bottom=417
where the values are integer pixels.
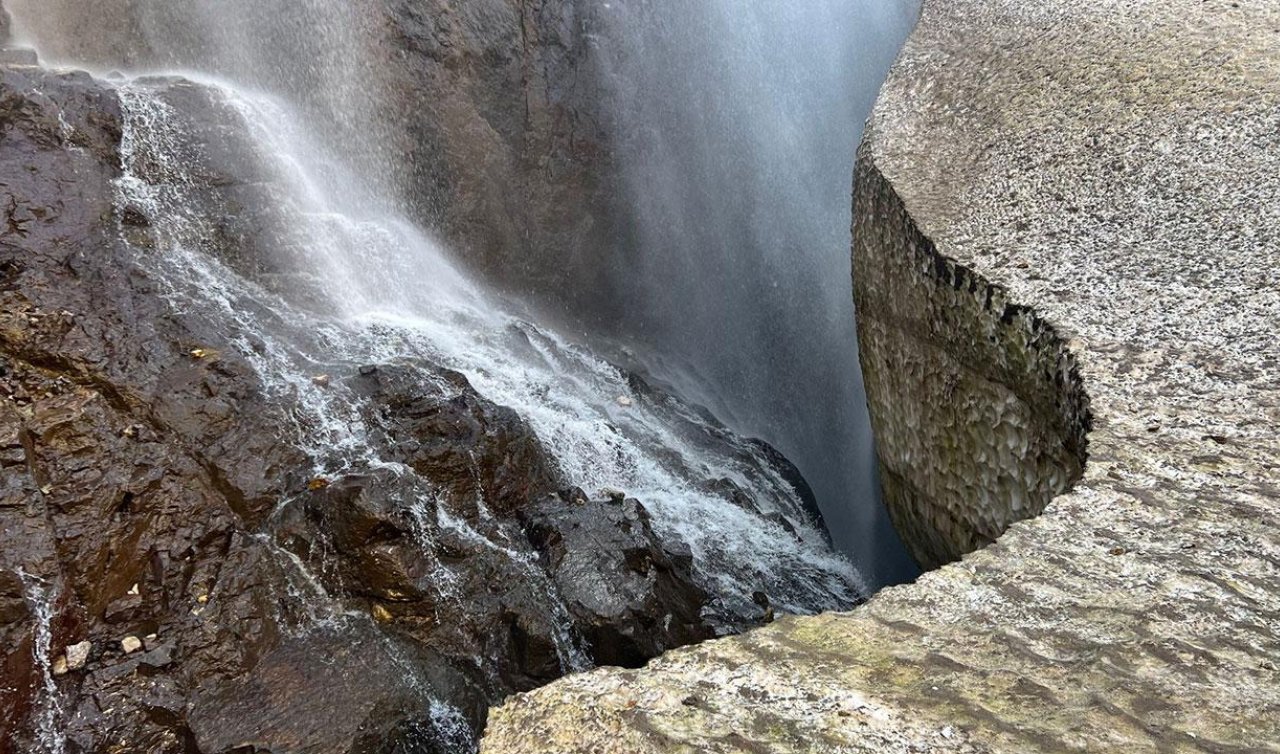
left=481, top=0, right=1280, bottom=750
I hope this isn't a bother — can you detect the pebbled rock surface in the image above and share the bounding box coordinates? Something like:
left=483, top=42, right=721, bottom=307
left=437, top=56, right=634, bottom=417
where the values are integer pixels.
left=481, top=0, right=1280, bottom=751
left=0, top=61, right=721, bottom=753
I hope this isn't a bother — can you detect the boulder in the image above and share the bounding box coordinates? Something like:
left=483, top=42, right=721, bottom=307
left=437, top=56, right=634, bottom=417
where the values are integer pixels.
left=523, top=492, right=714, bottom=668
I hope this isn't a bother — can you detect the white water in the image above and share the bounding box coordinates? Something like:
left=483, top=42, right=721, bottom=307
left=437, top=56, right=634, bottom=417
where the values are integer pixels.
left=6, top=2, right=878, bottom=748
left=592, top=0, right=922, bottom=585
left=17, top=570, right=66, bottom=754
left=111, top=77, right=864, bottom=620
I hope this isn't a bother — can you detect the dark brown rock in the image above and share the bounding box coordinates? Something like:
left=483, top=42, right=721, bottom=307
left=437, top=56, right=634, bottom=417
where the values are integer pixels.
left=0, top=63, right=719, bottom=753
left=523, top=492, right=714, bottom=668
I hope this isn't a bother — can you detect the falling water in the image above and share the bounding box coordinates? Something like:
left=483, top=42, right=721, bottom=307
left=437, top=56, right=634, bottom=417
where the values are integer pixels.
left=105, top=75, right=863, bottom=619
left=3, top=0, right=917, bottom=746
left=590, top=1, right=922, bottom=585
left=17, top=571, right=66, bottom=754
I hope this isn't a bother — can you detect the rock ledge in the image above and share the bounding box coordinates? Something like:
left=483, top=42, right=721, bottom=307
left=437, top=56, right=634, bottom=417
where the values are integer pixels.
left=480, top=0, right=1280, bottom=750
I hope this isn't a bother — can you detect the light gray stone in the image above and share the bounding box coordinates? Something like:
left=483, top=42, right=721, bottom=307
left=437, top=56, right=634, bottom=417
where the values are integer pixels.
left=65, top=640, right=91, bottom=671
left=480, top=0, right=1280, bottom=751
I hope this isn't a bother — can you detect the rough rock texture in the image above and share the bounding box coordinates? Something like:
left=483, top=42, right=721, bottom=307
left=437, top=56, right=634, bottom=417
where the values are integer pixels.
left=5, top=0, right=621, bottom=318
left=854, top=159, right=1090, bottom=570
left=379, top=0, right=620, bottom=314
left=481, top=0, right=1280, bottom=751
left=523, top=492, right=714, bottom=669
left=0, top=62, right=715, bottom=753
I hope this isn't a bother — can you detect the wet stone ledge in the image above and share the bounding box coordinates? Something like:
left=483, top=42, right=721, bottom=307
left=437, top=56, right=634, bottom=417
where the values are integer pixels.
left=480, top=0, right=1280, bottom=750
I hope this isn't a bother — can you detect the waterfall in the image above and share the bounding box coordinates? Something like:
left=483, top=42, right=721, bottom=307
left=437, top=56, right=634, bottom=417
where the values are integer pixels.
left=2, top=0, right=915, bottom=747
left=589, top=0, right=922, bottom=586
left=17, top=571, right=66, bottom=754
left=5, top=0, right=862, bottom=658
left=103, top=73, right=863, bottom=620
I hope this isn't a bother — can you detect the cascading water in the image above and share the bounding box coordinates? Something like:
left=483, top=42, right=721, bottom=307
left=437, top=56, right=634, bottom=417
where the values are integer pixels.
left=107, top=75, right=861, bottom=620
left=3, top=1, right=876, bottom=748
left=17, top=571, right=66, bottom=754
left=589, top=0, right=922, bottom=585
left=3, top=0, right=919, bottom=749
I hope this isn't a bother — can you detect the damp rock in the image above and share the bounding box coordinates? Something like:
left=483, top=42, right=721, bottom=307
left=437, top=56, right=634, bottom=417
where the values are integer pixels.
left=522, top=495, right=715, bottom=668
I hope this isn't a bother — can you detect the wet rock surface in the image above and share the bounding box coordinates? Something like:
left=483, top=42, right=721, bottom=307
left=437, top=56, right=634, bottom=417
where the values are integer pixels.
left=523, top=492, right=714, bottom=669
left=0, top=62, right=729, bottom=753
left=5, top=0, right=623, bottom=322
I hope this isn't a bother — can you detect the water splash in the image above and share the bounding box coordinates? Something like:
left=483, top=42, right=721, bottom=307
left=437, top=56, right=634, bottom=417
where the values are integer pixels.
left=590, top=0, right=922, bottom=586
left=111, top=76, right=865, bottom=621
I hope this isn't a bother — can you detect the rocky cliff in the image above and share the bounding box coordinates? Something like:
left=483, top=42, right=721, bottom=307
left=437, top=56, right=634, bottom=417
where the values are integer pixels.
left=0, top=51, right=765, bottom=754
left=3, top=0, right=621, bottom=320
left=481, top=0, right=1280, bottom=750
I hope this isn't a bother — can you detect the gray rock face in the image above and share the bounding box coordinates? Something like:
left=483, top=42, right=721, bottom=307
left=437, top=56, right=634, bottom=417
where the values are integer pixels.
left=378, top=0, right=621, bottom=315
left=480, top=0, right=1280, bottom=751
left=5, top=0, right=621, bottom=319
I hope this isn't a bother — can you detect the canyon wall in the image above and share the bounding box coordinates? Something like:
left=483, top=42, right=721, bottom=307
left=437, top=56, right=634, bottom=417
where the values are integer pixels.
left=852, top=153, right=1089, bottom=570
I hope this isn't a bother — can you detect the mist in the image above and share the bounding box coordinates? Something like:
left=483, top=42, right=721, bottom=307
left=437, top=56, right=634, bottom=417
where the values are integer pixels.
left=590, top=0, right=922, bottom=585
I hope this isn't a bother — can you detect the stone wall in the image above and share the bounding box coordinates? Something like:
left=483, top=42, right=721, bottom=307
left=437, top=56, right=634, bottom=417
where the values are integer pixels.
left=852, top=145, right=1089, bottom=570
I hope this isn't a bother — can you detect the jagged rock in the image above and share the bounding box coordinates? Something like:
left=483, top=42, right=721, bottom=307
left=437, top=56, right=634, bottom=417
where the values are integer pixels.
left=0, top=65, right=488, bottom=751
left=349, top=363, right=561, bottom=518
left=0, top=19, right=814, bottom=754
left=523, top=492, right=714, bottom=668
left=120, top=636, right=142, bottom=654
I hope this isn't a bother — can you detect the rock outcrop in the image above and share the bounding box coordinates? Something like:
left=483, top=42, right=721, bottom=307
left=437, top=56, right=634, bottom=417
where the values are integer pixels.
left=0, top=61, right=716, bottom=753
left=4, top=0, right=622, bottom=319
left=481, top=0, right=1280, bottom=750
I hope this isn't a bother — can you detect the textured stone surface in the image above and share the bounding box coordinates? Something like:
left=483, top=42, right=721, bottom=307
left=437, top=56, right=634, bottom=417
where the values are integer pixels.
left=855, top=159, right=1090, bottom=569
left=481, top=0, right=1280, bottom=751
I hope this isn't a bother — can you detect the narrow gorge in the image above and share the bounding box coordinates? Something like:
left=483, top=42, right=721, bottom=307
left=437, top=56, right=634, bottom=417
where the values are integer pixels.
left=0, top=1, right=915, bottom=752
left=5, top=0, right=1277, bottom=753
